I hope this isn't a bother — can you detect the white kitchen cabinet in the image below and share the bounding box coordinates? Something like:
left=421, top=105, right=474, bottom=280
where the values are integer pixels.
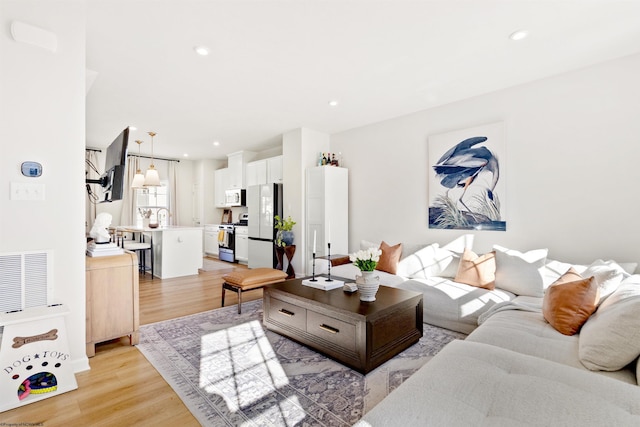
left=306, top=166, right=348, bottom=273
left=214, top=168, right=229, bottom=208
left=204, top=224, right=220, bottom=256
left=267, top=155, right=283, bottom=183
left=246, top=155, right=283, bottom=187
left=246, top=159, right=267, bottom=187
left=235, top=225, right=248, bottom=263
left=227, top=151, right=256, bottom=189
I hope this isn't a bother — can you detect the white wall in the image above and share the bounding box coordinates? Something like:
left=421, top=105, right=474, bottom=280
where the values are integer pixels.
left=283, top=128, right=330, bottom=275
left=1, top=1, right=89, bottom=371
left=332, top=53, right=640, bottom=266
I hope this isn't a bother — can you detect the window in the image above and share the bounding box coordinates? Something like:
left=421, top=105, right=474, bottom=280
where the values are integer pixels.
left=135, top=182, right=170, bottom=226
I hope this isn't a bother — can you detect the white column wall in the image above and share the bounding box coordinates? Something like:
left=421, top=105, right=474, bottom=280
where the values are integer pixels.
left=283, top=128, right=330, bottom=275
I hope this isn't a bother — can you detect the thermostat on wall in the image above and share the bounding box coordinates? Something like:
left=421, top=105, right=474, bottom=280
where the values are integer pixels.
left=21, top=161, right=42, bottom=177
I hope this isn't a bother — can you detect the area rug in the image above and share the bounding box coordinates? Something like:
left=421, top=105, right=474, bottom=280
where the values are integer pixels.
left=137, top=299, right=466, bottom=426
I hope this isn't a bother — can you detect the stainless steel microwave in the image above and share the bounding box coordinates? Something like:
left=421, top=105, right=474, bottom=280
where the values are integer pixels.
left=225, top=189, right=246, bottom=206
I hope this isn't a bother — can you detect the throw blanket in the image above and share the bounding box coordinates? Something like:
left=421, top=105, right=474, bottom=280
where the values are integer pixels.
left=477, top=300, right=542, bottom=325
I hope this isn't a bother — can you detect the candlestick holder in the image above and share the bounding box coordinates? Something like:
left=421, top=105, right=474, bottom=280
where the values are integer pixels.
left=326, top=242, right=333, bottom=282
left=310, top=252, right=317, bottom=281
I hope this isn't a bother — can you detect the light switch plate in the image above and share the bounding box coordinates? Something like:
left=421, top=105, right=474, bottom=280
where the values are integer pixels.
left=11, top=182, right=46, bottom=200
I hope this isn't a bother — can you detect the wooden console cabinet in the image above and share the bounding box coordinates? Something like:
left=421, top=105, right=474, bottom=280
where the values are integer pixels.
left=85, top=252, right=140, bottom=357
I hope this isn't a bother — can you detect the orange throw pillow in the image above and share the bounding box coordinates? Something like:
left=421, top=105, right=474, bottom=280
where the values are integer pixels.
left=376, top=241, right=402, bottom=274
left=543, top=267, right=599, bottom=336
left=454, top=249, right=496, bottom=290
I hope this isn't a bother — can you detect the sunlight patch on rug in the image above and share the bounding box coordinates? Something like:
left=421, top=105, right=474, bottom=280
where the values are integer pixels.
left=137, top=299, right=466, bottom=426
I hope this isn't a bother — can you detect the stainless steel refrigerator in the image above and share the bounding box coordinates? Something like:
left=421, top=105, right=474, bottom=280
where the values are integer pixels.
left=247, top=183, right=283, bottom=268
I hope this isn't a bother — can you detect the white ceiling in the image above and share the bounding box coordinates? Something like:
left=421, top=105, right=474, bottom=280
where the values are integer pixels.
left=85, top=1, right=640, bottom=160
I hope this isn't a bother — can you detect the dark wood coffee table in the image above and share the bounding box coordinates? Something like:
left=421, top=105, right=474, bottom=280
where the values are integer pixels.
left=263, top=277, right=423, bottom=374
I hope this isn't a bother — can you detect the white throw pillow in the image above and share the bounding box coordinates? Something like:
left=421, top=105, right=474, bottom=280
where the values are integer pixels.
left=360, top=240, right=380, bottom=251
left=541, top=258, right=574, bottom=288
left=493, top=245, right=548, bottom=297
left=579, top=277, right=640, bottom=371
left=581, top=259, right=629, bottom=305
left=438, top=234, right=474, bottom=277
left=618, top=262, right=638, bottom=275
left=400, top=243, right=461, bottom=279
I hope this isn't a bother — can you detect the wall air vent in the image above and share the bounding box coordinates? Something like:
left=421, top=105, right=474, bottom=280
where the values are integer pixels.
left=0, top=250, right=51, bottom=313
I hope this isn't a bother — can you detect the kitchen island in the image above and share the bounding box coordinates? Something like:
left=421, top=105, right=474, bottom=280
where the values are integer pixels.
left=119, top=225, right=203, bottom=279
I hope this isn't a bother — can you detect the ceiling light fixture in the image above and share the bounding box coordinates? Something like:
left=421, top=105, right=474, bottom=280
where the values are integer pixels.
left=328, top=100, right=339, bottom=107
left=213, top=141, right=220, bottom=146
left=194, top=45, right=210, bottom=56
left=509, top=30, right=529, bottom=41
left=131, top=140, right=146, bottom=188
left=144, top=131, right=161, bottom=187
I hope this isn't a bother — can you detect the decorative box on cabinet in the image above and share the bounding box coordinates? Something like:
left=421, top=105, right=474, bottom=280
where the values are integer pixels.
left=85, top=252, right=139, bottom=357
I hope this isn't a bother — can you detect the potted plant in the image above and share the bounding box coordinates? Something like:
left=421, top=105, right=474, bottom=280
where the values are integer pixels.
left=274, top=215, right=296, bottom=247
left=349, top=247, right=383, bottom=301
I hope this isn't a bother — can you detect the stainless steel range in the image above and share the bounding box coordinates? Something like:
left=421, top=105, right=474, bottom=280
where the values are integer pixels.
left=218, top=224, right=236, bottom=262
left=218, top=213, right=249, bottom=263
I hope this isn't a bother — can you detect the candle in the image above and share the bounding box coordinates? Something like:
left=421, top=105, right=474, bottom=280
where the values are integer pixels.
left=313, top=230, right=317, bottom=254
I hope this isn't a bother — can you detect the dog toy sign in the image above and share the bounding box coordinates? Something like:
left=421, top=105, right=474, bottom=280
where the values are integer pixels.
left=0, top=305, right=77, bottom=412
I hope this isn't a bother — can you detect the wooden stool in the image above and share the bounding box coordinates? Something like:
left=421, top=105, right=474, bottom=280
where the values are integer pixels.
left=222, top=268, right=288, bottom=314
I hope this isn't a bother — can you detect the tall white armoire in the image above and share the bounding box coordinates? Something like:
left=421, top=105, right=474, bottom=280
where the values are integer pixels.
left=306, top=166, right=348, bottom=274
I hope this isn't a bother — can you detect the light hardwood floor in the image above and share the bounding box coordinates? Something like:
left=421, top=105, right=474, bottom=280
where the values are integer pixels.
left=2, top=257, right=257, bottom=426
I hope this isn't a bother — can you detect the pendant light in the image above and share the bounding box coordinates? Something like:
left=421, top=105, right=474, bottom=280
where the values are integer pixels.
left=144, top=131, right=161, bottom=187
left=131, top=140, right=146, bottom=188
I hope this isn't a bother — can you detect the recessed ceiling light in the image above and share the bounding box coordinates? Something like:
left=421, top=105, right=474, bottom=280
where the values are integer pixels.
left=509, top=30, right=528, bottom=41
left=183, top=153, right=189, bottom=157
left=328, top=100, right=339, bottom=107
left=129, top=125, right=137, bottom=131
left=213, top=141, right=220, bottom=146
left=194, top=45, right=210, bottom=56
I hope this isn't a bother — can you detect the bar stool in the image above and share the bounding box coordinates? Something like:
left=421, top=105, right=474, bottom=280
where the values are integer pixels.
left=122, top=231, right=153, bottom=279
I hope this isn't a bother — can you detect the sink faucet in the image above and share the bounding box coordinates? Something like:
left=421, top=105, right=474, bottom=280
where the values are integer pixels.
left=156, top=208, right=171, bottom=226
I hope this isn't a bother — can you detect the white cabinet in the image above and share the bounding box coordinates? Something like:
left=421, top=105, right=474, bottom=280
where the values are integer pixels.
left=246, top=159, right=267, bottom=188
left=306, top=166, right=348, bottom=273
left=151, top=227, right=203, bottom=279
left=246, top=155, right=283, bottom=187
left=235, top=226, right=248, bottom=263
left=227, top=151, right=256, bottom=189
left=214, top=168, right=229, bottom=208
left=267, top=155, right=283, bottom=184
left=204, top=224, right=220, bottom=256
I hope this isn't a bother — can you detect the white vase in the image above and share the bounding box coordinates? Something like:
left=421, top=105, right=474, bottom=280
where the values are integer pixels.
left=356, top=270, right=380, bottom=302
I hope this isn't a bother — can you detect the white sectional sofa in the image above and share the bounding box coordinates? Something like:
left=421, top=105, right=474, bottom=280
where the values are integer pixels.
left=328, top=237, right=640, bottom=426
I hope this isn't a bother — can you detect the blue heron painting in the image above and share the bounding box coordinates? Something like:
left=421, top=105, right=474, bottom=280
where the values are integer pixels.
left=428, top=125, right=506, bottom=231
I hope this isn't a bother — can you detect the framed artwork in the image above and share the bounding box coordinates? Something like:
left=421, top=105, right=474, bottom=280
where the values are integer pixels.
left=428, top=122, right=506, bottom=231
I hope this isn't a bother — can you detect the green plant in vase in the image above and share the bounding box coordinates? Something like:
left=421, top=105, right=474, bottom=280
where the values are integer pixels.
left=274, top=215, right=296, bottom=247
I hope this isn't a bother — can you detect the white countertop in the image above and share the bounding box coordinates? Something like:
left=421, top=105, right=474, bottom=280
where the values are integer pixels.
left=118, top=225, right=203, bottom=232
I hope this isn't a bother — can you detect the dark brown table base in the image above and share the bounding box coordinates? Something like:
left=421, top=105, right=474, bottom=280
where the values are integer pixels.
left=275, top=245, right=296, bottom=278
